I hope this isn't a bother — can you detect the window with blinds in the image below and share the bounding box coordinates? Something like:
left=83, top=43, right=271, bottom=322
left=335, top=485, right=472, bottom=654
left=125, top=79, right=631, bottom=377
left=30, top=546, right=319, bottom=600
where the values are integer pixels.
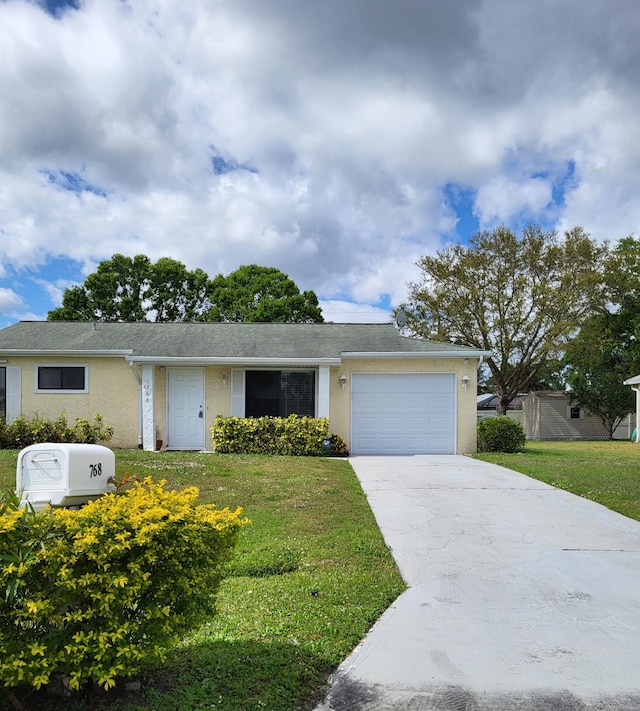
left=36, top=365, right=87, bottom=392
left=245, top=370, right=315, bottom=418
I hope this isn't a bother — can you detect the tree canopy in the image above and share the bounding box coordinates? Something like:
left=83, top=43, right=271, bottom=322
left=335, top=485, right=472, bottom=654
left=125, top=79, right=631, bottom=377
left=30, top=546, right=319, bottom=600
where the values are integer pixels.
left=48, top=257, right=323, bottom=324
left=206, top=264, right=323, bottom=323
left=561, top=235, right=640, bottom=436
left=399, top=225, right=607, bottom=414
left=563, top=312, right=637, bottom=438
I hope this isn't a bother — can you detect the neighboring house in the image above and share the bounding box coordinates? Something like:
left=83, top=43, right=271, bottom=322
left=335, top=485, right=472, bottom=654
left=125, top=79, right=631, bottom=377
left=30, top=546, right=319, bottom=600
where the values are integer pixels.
left=0, top=321, right=491, bottom=455
left=523, top=390, right=632, bottom=440
left=476, top=393, right=525, bottom=425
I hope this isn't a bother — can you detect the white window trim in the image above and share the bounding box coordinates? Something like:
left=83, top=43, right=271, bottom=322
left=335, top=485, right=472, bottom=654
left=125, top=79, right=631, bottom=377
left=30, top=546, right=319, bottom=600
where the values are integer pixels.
left=35, top=363, right=89, bottom=394
left=568, top=405, right=582, bottom=420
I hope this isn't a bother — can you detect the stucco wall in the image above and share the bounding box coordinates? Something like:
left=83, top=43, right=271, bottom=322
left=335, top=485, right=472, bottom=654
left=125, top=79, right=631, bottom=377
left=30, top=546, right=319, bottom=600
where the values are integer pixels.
left=11, top=356, right=140, bottom=448
left=6, top=357, right=481, bottom=453
left=204, top=367, right=232, bottom=447
left=328, top=357, right=480, bottom=454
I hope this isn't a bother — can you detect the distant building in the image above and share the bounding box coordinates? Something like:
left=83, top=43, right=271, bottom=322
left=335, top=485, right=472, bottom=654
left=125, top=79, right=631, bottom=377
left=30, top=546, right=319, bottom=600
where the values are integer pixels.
left=477, top=393, right=524, bottom=425
left=522, top=391, right=632, bottom=440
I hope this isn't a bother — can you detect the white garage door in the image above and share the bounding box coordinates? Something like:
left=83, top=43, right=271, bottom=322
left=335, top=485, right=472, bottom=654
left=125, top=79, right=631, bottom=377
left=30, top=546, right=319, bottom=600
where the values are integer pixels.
left=351, top=373, right=456, bottom=455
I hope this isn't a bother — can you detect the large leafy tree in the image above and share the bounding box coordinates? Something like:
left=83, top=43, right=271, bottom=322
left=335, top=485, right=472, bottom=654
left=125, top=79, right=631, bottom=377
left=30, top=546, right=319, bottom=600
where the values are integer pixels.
left=207, top=264, right=323, bottom=323
left=400, top=225, right=607, bottom=414
left=48, top=254, right=213, bottom=322
left=49, top=254, right=153, bottom=322
left=562, top=235, right=640, bottom=437
left=563, top=312, right=637, bottom=439
left=49, top=256, right=323, bottom=323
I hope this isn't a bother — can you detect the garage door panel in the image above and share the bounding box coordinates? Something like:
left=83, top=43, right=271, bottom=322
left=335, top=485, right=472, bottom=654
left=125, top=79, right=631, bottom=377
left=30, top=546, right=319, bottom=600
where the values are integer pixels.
left=428, top=394, right=453, bottom=409
left=353, top=393, right=430, bottom=411
left=426, top=413, right=454, bottom=431
left=351, top=373, right=455, bottom=455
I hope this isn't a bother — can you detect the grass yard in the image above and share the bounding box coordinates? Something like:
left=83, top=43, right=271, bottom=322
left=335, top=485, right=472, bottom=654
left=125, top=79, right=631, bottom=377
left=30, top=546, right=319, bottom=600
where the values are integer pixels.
left=0, top=450, right=405, bottom=711
left=474, top=439, right=640, bottom=522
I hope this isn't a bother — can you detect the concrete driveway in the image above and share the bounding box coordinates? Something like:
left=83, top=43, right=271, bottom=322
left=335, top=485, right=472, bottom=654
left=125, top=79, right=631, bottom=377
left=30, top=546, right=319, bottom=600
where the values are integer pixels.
left=315, top=455, right=640, bottom=710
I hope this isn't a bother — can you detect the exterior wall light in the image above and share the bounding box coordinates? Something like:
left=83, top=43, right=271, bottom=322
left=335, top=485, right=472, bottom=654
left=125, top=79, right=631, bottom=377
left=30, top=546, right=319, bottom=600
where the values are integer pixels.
left=221, top=371, right=228, bottom=386
left=461, top=374, right=470, bottom=391
left=339, top=374, right=348, bottom=391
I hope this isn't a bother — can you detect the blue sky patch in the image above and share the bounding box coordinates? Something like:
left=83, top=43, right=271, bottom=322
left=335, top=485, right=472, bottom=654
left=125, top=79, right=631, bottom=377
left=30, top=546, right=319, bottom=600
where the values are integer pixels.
left=38, top=0, right=80, bottom=18
left=210, top=148, right=258, bottom=176
left=41, top=169, right=107, bottom=197
left=442, top=183, right=480, bottom=242
left=551, top=160, right=577, bottom=208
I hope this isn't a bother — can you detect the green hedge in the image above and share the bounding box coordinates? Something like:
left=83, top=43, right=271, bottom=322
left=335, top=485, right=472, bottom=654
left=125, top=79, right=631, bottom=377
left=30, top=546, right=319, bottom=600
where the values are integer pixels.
left=211, top=415, right=349, bottom=456
left=0, top=479, right=246, bottom=695
left=0, top=413, right=114, bottom=449
left=477, top=416, right=526, bottom=453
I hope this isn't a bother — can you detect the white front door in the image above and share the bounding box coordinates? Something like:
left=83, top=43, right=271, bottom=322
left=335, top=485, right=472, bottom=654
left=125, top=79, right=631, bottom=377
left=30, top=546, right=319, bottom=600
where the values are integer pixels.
left=167, top=368, right=205, bottom=449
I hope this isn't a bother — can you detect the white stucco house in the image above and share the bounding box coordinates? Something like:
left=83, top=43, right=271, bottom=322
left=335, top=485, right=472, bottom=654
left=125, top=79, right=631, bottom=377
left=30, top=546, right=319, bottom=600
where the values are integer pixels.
left=0, top=321, right=491, bottom=455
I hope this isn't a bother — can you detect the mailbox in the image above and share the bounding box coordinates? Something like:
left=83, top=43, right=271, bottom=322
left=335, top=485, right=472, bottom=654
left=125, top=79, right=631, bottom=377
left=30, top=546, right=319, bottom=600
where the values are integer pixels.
left=17, top=443, right=116, bottom=511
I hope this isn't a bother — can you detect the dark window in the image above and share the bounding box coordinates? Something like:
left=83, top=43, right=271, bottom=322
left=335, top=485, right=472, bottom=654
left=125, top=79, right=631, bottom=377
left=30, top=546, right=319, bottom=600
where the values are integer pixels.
left=570, top=406, right=581, bottom=419
left=37, top=366, right=86, bottom=391
left=0, top=367, right=5, bottom=421
left=245, top=371, right=315, bottom=418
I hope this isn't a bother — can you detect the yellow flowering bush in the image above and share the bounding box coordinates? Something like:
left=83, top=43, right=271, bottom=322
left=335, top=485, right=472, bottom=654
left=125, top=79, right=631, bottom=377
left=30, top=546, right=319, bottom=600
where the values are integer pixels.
left=0, top=479, right=246, bottom=693
left=212, top=415, right=349, bottom=456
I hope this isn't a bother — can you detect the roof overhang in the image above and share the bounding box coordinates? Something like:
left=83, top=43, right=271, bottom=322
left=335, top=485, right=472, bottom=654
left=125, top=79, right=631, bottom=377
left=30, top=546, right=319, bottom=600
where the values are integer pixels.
left=126, top=356, right=342, bottom=367
left=624, top=374, right=640, bottom=386
left=0, top=349, right=134, bottom=357
left=340, top=350, right=493, bottom=359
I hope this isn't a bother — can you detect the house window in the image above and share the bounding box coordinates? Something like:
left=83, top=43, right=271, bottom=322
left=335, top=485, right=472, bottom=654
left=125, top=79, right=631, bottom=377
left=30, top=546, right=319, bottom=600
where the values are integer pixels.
left=245, top=370, right=315, bottom=418
left=36, top=365, right=88, bottom=393
left=0, top=367, right=5, bottom=421
left=570, top=406, right=581, bottom=419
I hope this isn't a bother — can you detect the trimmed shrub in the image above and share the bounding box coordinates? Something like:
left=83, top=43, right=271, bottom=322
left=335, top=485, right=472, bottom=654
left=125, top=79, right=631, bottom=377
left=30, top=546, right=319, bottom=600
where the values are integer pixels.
left=0, top=413, right=114, bottom=449
left=477, top=416, right=526, bottom=453
left=0, top=479, right=246, bottom=694
left=212, top=415, right=349, bottom=456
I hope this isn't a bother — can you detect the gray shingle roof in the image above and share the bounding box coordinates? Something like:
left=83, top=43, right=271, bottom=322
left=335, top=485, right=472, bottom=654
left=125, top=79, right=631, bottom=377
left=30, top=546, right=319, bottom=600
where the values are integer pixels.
left=0, top=321, right=489, bottom=361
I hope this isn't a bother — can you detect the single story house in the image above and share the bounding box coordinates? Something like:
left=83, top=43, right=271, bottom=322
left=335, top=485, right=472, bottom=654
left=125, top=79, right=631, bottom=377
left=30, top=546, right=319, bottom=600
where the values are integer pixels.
left=523, top=390, right=632, bottom=440
left=0, top=321, right=491, bottom=455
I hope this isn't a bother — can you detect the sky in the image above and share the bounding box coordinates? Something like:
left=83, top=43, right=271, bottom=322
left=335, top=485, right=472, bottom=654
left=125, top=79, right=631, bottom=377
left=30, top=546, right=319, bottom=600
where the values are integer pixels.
left=1, top=0, right=640, bottom=329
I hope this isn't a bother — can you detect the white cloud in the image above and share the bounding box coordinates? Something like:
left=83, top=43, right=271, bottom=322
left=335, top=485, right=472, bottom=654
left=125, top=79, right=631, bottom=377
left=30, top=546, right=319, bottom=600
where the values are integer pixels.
left=0, top=288, right=25, bottom=314
left=319, top=300, right=391, bottom=324
left=475, top=176, right=552, bottom=228
left=1, top=0, right=640, bottom=324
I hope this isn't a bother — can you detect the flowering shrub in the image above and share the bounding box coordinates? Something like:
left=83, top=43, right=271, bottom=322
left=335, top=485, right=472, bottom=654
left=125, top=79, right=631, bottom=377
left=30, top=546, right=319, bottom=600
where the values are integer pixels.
left=0, top=413, right=114, bottom=449
left=0, top=479, right=246, bottom=694
left=211, top=415, right=349, bottom=456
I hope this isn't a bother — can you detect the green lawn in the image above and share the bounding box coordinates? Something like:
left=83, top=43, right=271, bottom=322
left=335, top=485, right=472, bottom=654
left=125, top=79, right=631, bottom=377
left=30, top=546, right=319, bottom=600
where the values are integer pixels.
left=0, top=450, right=405, bottom=711
left=474, top=439, right=640, bottom=521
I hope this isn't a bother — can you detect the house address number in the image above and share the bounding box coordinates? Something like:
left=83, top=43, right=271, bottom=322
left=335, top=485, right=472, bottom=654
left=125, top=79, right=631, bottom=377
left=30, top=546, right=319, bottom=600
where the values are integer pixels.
left=89, top=463, right=103, bottom=478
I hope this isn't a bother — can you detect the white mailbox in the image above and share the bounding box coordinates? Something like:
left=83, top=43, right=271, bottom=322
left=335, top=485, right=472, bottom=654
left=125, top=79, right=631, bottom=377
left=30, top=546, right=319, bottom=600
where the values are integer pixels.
left=17, top=443, right=116, bottom=511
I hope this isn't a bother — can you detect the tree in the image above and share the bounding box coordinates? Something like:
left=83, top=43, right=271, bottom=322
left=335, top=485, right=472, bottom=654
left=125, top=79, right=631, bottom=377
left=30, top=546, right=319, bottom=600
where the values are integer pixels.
left=563, top=312, right=637, bottom=439
left=561, top=235, right=640, bottom=438
left=48, top=254, right=213, bottom=322
left=207, top=264, right=323, bottom=323
left=146, top=258, right=212, bottom=322
left=49, top=257, right=323, bottom=323
left=48, top=254, right=152, bottom=322
left=399, top=225, right=607, bottom=414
